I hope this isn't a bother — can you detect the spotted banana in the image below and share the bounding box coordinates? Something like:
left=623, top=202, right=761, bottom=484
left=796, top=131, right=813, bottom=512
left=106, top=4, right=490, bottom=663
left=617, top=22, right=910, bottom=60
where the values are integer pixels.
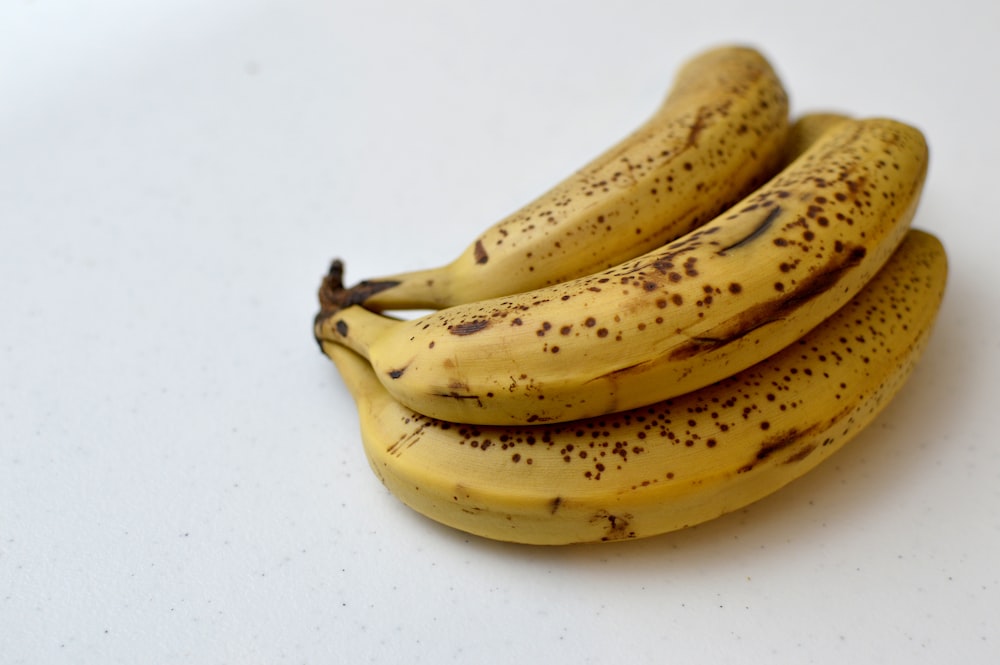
left=322, top=229, right=947, bottom=544
left=316, top=117, right=929, bottom=426
left=342, top=45, right=790, bottom=311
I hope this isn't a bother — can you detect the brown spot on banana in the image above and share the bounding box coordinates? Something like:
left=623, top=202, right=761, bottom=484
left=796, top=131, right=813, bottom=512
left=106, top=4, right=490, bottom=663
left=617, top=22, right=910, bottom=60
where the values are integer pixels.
left=670, top=318, right=779, bottom=360
left=738, top=423, right=823, bottom=473
left=448, top=319, right=491, bottom=335
left=590, top=511, right=636, bottom=541
left=683, top=105, right=713, bottom=149
left=386, top=423, right=427, bottom=457
left=717, top=205, right=782, bottom=253
left=784, top=443, right=818, bottom=465
left=434, top=391, right=483, bottom=406
left=474, top=239, right=489, bottom=264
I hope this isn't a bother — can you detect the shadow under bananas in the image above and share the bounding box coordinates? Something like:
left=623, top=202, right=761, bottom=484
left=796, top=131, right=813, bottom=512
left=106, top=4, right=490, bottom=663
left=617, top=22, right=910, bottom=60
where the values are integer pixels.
left=404, top=262, right=973, bottom=571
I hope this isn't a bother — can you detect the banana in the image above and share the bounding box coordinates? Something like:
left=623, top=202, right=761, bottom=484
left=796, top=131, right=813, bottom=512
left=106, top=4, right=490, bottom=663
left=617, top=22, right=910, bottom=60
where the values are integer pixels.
left=780, top=111, right=850, bottom=163
left=341, top=45, right=790, bottom=311
left=316, top=117, right=929, bottom=426
left=322, top=229, right=947, bottom=545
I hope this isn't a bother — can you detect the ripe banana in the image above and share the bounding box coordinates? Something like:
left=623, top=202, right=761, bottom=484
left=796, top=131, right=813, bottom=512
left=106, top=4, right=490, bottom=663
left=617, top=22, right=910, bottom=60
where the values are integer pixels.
left=316, top=117, right=929, bottom=426
left=780, top=111, right=850, bottom=163
left=342, top=45, right=790, bottom=311
left=322, top=229, right=947, bottom=545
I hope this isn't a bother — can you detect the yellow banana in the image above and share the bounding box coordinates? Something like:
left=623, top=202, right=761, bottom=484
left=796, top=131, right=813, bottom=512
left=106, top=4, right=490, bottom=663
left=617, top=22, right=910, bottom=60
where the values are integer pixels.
left=342, top=45, right=790, bottom=311
left=323, top=229, right=947, bottom=545
left=780, top=111, right=850, bottom=163
left=316, top=117, right=929, bottom=426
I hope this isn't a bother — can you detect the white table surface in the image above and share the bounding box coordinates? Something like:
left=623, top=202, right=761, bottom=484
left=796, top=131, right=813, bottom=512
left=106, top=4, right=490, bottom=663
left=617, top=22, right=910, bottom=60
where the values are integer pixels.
left=3, top=1, right=998, bottom=662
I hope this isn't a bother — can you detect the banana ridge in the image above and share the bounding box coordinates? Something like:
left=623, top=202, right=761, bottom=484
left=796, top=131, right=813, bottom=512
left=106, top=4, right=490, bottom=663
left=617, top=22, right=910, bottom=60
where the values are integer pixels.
left=324, top=229, right=947, bottom=545
left=317, top=117, right=930, bottom=426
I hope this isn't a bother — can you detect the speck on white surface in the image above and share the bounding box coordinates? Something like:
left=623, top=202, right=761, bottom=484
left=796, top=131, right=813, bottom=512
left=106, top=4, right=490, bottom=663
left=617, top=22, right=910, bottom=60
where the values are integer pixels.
left=2, top=1, right=998, bottom=663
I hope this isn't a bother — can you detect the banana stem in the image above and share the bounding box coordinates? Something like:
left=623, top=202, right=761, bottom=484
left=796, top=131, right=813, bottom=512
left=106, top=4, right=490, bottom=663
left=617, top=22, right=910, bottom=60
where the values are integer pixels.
left=350, top=265, right=454, bottom=311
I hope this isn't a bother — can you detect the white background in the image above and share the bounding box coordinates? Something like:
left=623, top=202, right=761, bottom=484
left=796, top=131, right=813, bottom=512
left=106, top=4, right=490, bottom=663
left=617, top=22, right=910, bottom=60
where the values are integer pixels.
left=2, top=1, right=998, bottom=662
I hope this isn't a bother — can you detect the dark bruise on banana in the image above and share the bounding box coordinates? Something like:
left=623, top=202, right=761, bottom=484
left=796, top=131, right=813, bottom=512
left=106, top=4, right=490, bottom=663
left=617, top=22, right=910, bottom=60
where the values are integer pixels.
left=316, top=118, right=929, bottom=426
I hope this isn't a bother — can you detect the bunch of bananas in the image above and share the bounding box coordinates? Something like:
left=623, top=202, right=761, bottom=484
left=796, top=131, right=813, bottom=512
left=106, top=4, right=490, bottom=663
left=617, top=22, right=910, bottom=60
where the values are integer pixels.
left=313, top=46, right=947, bottom=545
